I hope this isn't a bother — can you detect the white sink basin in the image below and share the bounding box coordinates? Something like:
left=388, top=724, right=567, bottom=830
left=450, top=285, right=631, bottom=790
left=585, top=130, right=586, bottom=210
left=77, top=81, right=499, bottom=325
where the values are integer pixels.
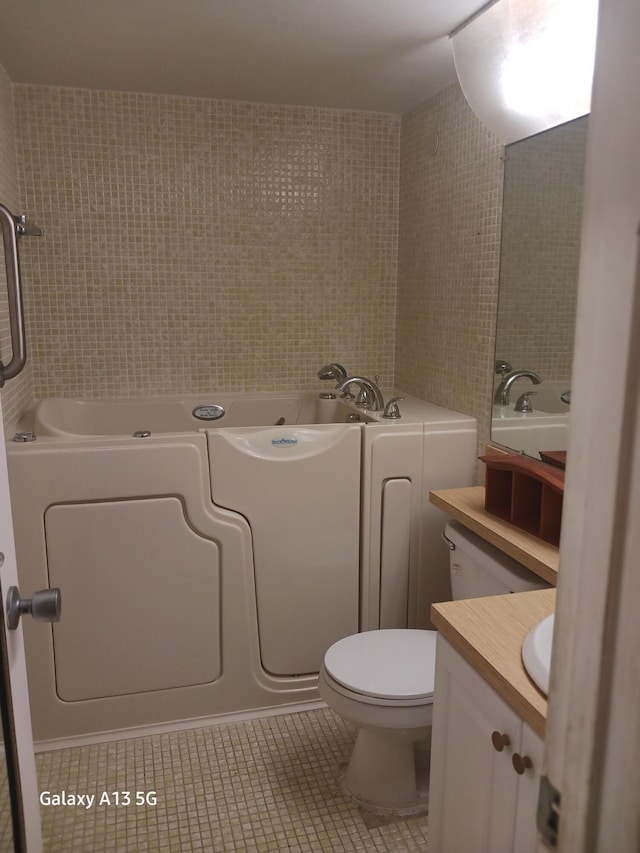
left=522, top=614, right=554, bottom=695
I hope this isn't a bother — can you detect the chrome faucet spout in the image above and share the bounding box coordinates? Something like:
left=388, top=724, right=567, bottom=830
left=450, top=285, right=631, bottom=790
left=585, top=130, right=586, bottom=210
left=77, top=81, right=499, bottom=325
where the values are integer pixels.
left=336, top=376, right=385, bottom=412
left=494, top=370, right=542, bottom=406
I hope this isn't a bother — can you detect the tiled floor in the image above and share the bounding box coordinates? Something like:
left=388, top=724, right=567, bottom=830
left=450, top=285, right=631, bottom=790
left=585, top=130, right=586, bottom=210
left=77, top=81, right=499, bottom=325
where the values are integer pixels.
left=35, top=708, right=429, bottom=852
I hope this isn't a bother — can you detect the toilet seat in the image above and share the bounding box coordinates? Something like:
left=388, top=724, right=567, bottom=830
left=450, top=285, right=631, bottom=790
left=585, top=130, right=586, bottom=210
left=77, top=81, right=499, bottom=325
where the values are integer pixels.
left=323, top=629, right=437, bottom=702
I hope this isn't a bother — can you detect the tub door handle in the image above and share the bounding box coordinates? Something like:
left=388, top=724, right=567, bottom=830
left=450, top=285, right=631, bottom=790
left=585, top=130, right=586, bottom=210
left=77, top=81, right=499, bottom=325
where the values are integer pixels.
left=6, top=585, right=62, bottom=630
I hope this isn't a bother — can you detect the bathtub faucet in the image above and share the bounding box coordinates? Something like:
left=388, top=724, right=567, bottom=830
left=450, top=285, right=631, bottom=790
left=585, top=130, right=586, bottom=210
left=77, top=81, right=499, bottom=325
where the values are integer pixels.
left=318, top=362, right=348, bottom=386
left=336, top=377, right=385, bottom=412
left=494, top=370, right=542, bottom=406
left=318, top=363, right=354, bottom=398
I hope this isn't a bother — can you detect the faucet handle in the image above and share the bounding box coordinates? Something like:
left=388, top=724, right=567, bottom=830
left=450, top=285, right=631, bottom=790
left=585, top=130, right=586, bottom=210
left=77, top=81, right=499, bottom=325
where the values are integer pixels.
left=382, top=397, right=403, bottom=419
left=515, top=391, right=537, bottom=413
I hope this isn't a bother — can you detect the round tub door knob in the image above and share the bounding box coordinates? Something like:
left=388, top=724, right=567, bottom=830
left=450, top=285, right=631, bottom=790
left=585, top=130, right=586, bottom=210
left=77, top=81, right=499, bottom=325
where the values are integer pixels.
left=491, top=731, right=511, bottom=752
left=6, top=585, right=62, bottom=630
left=512, top=753, right=533, bottom=775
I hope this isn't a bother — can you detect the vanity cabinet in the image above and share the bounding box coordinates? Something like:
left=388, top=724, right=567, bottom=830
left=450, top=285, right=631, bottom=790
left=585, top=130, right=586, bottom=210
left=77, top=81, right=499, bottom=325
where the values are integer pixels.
left=428, top=636, right=542, bottom=853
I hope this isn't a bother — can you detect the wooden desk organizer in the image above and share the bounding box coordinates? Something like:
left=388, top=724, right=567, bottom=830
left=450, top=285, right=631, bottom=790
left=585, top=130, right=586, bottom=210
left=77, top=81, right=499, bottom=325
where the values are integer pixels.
left=479, top=453, right=565, bottom=546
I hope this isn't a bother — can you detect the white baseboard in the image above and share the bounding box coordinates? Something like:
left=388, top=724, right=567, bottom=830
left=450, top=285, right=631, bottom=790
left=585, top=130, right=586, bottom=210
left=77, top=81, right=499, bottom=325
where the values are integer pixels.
left=34, top=699, right=328, bottom=753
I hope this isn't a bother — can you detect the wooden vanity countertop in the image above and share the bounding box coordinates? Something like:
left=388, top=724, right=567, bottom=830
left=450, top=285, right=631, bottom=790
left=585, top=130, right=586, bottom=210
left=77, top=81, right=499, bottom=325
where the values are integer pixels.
left=432, top=588, right=556, bottom=738
left=430, top=486, right=558, bottom=585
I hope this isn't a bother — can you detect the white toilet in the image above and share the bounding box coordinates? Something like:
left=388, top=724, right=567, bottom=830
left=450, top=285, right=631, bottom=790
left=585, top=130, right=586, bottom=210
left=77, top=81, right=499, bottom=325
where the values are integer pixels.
left=318, top=519, right=550, bottom=815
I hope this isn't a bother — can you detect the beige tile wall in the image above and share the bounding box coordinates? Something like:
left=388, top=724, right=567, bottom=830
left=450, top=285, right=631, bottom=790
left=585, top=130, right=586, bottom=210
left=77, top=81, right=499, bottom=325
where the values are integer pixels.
left=0, top=64, right=34, bottom=434
left=7, top=78, right=511, bottom=468
left=395, top=83, right=504, bottom=457
left=13, top=86, right=400, bottom=398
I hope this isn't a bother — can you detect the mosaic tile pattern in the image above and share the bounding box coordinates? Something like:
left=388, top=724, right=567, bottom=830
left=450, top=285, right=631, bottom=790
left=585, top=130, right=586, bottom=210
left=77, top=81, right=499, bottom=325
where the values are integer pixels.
left=35, top=708, right=428, bottom=852
left=395, top=84, right=504, bottom=465
left=13, top=86, right=399, bottom=400
left=0, top=63, right=34, bottom=435
left=4, top=71, right=512, bottom=466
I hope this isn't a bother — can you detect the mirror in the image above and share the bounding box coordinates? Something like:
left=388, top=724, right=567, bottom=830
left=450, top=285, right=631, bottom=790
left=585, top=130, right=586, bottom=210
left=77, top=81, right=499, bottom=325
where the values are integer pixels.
left=492, top=115, right=588, bottom=459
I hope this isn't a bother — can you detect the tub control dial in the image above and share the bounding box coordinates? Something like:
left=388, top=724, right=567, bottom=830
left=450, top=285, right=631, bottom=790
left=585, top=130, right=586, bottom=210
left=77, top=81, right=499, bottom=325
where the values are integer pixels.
left=192, top=404, right=225, bottom=421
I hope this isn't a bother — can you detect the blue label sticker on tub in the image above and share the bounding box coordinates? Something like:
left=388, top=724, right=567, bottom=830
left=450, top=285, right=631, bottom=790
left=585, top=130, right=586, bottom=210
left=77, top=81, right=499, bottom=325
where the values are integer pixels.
left=272, top=437, right=298, bottom=446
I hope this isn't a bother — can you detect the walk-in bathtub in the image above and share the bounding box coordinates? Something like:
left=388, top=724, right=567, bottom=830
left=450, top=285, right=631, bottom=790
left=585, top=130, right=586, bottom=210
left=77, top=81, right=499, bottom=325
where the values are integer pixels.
left=8, top=391, right=476, bottom=746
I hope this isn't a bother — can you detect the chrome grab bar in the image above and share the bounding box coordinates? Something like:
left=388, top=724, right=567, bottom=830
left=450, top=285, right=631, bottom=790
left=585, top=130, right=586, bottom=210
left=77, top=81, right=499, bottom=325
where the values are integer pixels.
left=0, top=204, right=41, bottom=387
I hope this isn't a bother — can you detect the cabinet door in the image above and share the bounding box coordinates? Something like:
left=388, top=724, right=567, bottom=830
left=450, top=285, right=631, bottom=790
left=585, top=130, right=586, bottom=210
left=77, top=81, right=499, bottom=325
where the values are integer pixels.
left=512, top=722, right=544, bottom=853
left=428, top=638, right=520, bottom=853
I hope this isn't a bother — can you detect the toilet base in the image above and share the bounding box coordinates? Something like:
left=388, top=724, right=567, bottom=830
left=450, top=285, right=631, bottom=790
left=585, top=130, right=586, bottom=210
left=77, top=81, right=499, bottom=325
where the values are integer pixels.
left=341, top=726, right=431, bottom=816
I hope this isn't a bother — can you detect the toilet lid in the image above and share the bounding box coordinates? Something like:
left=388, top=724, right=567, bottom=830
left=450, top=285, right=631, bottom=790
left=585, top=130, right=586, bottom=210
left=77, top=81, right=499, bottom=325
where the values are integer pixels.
left=323, top=629, right=437, bottom=700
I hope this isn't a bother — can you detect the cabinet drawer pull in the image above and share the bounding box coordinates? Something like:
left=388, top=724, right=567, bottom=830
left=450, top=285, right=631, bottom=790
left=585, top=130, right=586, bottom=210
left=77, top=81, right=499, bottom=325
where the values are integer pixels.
left=491, top=731, right=511, bottom=752
left=512, top=753, right=533, bottom=775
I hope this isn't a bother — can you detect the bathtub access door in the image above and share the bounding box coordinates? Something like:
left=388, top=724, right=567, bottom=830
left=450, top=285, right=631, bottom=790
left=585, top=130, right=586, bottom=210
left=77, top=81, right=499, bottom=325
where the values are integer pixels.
left=208, top=424, right=361, bottom=676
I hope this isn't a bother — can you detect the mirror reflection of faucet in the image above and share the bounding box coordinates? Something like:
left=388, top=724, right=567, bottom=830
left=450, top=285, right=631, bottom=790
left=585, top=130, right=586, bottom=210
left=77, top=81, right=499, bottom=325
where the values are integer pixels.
left=494, top=359, right=512, bottom=378
left=494, top=369, right=542, bottom=406
left=514, top=390, right=537, bottom=413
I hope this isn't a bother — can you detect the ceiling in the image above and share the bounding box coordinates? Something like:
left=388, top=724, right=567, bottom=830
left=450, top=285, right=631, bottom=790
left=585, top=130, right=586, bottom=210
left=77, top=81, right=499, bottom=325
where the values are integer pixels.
left=0, top=0, right=485, bottom=114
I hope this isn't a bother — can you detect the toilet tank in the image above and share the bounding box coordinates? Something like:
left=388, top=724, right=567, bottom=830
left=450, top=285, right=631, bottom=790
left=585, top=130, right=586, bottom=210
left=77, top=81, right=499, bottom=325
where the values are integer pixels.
left=444, top=519, right=551, bottom=599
